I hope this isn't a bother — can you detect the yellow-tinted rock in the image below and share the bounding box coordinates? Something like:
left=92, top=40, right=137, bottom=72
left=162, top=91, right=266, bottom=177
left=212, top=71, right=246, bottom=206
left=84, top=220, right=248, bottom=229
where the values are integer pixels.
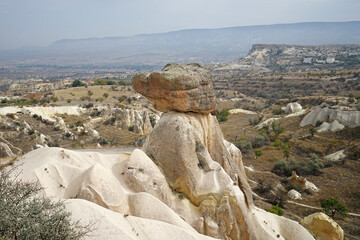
left=301, top=212, right=344, bottom=240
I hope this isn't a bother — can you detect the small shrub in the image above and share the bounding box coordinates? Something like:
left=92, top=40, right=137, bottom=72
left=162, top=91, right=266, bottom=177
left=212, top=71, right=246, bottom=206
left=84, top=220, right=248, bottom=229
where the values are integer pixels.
left=273, top=138, right=283, bottom=148
left=266, top=204, right=284, bottom=216
left=254, top=149, right=262, bottom=158
left=118, top=95, right=127, bottom=103
left=255, top=180, right=272, bottom=195
left=54, top=126, right=60, bottom=131
left=348, top=97, right=355, bottom=104
left=315, top=120, right=323, bottom=127
left=128, top=125, right=135, bottom=132
left=321, top=198, right=348, bottom=219
left=272, top=122, right=285, bottom=135
left=67, top=99, right=72, bottom=104
left=272, top=108, right=285, bottom=115
left=271, top=154, right=325, bottom=177
left=75, top=120, right=83, bottom=127
left=216, top=109, right=230, bottom=122
left=32, top=114, right=38, bottom=119
left=252, top=133, right=269, bottom=148
left=238, top=139, right=253, bottom=153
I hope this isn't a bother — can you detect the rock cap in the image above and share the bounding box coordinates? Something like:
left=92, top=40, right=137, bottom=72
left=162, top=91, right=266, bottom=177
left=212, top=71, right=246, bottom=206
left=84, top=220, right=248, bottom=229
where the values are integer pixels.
left=132, top=63, right=216, bottom=113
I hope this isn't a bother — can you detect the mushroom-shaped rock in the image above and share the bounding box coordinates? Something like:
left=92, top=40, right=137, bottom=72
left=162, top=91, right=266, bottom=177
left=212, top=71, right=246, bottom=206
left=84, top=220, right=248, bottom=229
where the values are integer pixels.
left=132, top=63, right=216, bottom=113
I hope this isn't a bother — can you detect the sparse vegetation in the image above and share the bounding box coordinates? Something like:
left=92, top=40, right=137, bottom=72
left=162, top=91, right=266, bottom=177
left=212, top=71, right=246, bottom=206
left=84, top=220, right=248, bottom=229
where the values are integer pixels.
left=266, top=205, right=284, bottom=216
left=237, top=138, right=253, bottom=153
left=272, top=121, right=284, bottom=135
left=321, top=198, right=348, bottom=219
left=272, top=154, right=324, bottom=176
left=216, top=109, right=230, bottom=122
left=254, top=149, right=262, bottom=158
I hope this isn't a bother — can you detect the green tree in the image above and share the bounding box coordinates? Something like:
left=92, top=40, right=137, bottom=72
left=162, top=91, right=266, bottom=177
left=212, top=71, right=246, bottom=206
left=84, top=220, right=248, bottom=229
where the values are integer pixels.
left=0, top=168, right=91, bottom=239
left=72, top=80, right=84, bottom=87
left=321, top=198, right=348, bottom=219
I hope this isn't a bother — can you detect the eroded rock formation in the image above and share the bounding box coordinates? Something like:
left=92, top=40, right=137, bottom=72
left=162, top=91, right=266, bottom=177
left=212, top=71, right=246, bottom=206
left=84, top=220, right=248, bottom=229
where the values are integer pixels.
left=132, top=63, right=216, bottom=113
left=10, top=63, right=314, bottom=240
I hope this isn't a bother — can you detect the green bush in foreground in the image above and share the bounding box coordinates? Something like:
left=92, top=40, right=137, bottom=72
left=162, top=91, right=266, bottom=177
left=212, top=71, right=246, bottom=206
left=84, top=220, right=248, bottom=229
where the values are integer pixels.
left=0, top=168, right=90, bottom=240
left=321, top=198, right=348, bottom=219
left=266, top=204, right=284, bottom=216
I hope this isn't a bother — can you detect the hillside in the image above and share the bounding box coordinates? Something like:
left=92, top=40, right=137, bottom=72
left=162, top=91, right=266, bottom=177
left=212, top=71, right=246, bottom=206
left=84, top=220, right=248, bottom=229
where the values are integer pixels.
left=1, top=21, right=360, bottom=66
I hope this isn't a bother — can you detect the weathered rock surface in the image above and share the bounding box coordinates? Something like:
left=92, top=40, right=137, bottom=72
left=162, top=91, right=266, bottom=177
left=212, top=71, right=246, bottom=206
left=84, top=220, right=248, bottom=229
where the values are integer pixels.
left=284, top=102, right=302, bottom=114
left=317, top=120, right=344, bottom=133
left=289, top=171, right=319, bottom=192
left=132, top=63, right=216, bottom=113
left=0, top=106, right=85, bottom=123
left=324, top=150, right=346, bottom=162
left=113, top=108, right=158, bottom=135
left=301, top=212, right=344, bottom=240
left=287, top=189, right=302, bottom=200
left=142, top=111, right=313, bottom=240
left=300, top=106, right=360, bottom=127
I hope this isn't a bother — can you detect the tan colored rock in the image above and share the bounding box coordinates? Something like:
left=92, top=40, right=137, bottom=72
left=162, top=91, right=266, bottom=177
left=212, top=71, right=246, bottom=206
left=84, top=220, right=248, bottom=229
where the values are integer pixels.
left=142, top=111, right=314, bottom=240
left=132, top=63, right=216, bottom=113
left=301, top=212, right=344, bottom=240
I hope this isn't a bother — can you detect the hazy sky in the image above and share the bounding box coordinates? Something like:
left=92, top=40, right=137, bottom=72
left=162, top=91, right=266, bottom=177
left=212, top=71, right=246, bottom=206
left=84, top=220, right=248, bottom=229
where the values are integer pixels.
left=0, top=0, right=359, bottom=49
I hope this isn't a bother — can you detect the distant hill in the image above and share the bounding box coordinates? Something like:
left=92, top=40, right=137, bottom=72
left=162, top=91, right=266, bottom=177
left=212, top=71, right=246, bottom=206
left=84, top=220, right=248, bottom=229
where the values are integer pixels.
left=1, top=21, right=360, bottom=66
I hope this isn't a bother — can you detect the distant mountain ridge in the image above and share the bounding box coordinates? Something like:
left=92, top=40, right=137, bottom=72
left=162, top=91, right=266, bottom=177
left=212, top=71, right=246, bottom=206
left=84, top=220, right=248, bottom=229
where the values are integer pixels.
left=1, top=21, right=360, bottom=66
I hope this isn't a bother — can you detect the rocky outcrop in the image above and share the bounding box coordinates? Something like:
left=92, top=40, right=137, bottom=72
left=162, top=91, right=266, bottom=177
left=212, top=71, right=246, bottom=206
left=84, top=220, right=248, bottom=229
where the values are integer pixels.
left=132, top=63, right=216, bottom=113
left=300, top=106, right=360, bottom=127
left=113, top=108, right=158, bottom=135
left=317, top=120, right=344, bottom=133
left=284, top=102, right=302, bottom=114
left=287, top=189, right=302, bottom=200
left=301, top=212, right=344, bottom=240
left=324, top=150, right=346, bottom=162
left=289, top=171, right=319, bottom=192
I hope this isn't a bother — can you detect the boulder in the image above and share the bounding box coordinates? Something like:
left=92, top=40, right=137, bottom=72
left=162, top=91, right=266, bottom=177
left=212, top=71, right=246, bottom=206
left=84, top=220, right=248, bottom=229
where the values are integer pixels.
left=132, top=63, right=216, bottom=113
left=289, top=171, right=319, bottom=192
left=284, top=102, right=302, bottom=114
left=317, top=120, right=344, bottom=133
left=324, top=150, right=346, bottom=162
left=301, top=212, right=344, bottom=240
left=287, top=189, right=302, bottom=200
left=0, top=142, right=14, bottom=157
